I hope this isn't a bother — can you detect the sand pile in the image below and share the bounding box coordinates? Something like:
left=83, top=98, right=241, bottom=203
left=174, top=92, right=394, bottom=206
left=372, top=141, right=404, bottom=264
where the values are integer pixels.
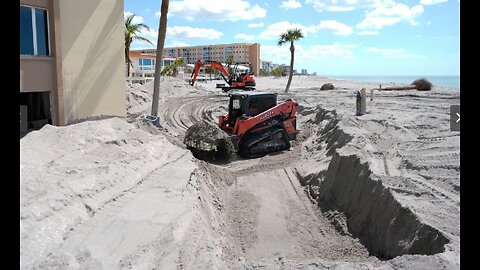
left=21, top=75, right=460, bottom=269
left=293, top=85, right=459, bottom=268
left=20, top=118, right=225, bottom=269
left=125, top=76, right=203, bottom=117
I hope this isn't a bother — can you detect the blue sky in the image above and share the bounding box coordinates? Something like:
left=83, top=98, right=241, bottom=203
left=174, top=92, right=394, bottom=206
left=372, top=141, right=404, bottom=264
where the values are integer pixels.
left=124, top=0, right=460, bottom=76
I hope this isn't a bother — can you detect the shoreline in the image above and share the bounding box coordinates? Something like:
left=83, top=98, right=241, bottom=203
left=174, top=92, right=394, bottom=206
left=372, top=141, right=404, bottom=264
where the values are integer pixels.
left=319, top=75, right=460, bottom=90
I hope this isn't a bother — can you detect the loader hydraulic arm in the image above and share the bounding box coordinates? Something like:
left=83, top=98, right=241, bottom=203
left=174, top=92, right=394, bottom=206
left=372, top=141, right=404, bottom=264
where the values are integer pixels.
left=189, top=59, right=232, bottom=86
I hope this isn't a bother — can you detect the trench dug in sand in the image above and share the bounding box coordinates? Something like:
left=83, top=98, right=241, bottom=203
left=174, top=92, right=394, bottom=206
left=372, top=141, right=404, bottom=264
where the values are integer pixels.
left=298, top=152, right=449, bottom=260
left=297, top=107, right=450, bottom=260
left=191, top=105, right=449, bottom=263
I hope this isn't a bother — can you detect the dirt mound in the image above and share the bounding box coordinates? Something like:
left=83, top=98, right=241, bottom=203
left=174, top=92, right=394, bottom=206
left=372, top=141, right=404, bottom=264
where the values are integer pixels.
left=412, top=78, right=432, bottom=91
left=125, top=77, right=201, bottom=117
left=320, top=83, right=335, bottom=90
left=184, top=121, right=237, bottom=163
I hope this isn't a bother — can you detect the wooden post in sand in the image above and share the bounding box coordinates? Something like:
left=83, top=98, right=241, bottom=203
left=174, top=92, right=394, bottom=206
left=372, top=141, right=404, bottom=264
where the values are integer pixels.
left=379, top=84, right=382, bottom=91
left=360, top=88, right=367, bottom=114
left=370, top=89, right=374, bottom=101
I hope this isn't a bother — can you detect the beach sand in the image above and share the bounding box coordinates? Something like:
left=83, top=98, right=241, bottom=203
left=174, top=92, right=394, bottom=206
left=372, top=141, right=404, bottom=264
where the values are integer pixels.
left=20, top=75, right=460, bottom=269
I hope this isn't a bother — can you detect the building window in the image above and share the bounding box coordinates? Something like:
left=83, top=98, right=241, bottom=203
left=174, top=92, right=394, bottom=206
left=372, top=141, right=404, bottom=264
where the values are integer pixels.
left=20, top=5, right=50, bottom=56
left=139, top=58, right=155, bottom=70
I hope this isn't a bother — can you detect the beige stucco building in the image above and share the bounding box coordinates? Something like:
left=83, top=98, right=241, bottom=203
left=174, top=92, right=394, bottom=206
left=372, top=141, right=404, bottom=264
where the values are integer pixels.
left=135, top=43, right=261, bottom=76
left=20, top=0, right=126, bottom=131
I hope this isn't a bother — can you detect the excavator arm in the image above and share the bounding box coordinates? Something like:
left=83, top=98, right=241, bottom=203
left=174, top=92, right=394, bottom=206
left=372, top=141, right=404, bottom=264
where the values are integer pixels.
left=189, top=59, right=232, bottom=86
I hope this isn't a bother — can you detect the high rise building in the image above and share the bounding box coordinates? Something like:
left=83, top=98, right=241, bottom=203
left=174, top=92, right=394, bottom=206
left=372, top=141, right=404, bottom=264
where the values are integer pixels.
left=134, top=42, right=261, bottom=75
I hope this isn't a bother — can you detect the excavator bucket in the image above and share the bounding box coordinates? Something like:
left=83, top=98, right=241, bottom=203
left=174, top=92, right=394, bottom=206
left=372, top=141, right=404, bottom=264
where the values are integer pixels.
left=184, top=120, right=237, bottom=163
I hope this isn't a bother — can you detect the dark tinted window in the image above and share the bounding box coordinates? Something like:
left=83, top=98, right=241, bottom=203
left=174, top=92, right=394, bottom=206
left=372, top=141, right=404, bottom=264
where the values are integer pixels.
left=20, top=6, right=34, bottom=55
left=20, top=6, right=49, bottom=56
left=35, top=8, right=49, bottom=56
left=249, top=97, right=276, bottom=115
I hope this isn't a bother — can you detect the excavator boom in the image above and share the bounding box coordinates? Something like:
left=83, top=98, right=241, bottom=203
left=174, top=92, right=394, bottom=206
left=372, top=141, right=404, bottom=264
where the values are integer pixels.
left=189, top=59, right=256, bottom=91
left=190, top=59, right=231, bottom=86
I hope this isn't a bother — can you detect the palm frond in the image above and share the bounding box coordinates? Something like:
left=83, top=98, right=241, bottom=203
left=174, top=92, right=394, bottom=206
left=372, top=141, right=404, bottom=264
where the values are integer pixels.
left=133, top=35, right=153, bottom=45
left=277, top=29, right=303, bottom=46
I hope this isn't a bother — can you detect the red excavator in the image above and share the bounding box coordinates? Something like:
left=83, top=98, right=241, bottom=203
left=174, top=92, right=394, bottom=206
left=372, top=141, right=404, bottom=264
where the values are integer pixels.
left=184, top=91, right=298, bottom=160
left=189, top=59, right=256, bottom=92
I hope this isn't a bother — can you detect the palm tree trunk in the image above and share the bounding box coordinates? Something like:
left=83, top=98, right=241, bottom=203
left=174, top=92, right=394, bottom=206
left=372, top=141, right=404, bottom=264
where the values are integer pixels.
left=150, top=0, right=169, bottom=117
left=285, top=42, right=295, bottom=93
left=125, top=45, right=130, bottom=77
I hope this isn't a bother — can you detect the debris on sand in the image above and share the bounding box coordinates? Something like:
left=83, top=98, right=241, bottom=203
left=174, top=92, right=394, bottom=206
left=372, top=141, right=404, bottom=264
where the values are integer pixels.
left=412, top=78, right=433, bottom=91
left=184, top=120, right=237, bottom=163
left=320, top=83, right=335, bottom=90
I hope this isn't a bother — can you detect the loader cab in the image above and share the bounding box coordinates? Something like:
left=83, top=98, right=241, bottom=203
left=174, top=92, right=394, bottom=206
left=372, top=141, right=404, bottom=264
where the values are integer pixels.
left=227, top=92, right=277, bottom=127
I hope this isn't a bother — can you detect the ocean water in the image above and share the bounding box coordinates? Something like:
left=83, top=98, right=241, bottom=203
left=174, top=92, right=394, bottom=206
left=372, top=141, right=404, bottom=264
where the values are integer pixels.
left=329, top=75, right=460, bottom=88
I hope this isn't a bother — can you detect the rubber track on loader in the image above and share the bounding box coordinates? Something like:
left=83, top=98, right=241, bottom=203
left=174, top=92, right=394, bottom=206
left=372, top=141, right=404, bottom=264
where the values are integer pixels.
left=239, top=127, right=290, bottom=158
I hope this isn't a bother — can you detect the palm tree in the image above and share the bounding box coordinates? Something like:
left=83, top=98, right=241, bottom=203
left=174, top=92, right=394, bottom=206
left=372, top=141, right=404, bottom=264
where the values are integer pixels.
left=205, top=66, right=215, bottom=81
left=150, top=0, right=169, bottom=118
left=161, top=58, right=184, bottom=77
left=124, top=14, right=153, bottom=77
left=278, top=28, right=304, bottom=93
left=225, top=54, right=234, bottom=76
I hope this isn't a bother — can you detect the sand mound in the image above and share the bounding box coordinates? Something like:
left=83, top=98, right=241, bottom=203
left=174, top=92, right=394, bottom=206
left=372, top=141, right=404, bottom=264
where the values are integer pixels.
left=296, top=102, right=458, bottom=267
left=21, top=76, right=460, bottom=269
left=125, top=76, right=201, bottom=117
left=20, top=118, right=202, bottom=268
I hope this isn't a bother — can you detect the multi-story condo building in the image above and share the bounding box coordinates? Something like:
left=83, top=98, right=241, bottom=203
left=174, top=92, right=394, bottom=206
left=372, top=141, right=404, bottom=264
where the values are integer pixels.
left=261, top=60, right=273, bottom=73
left=134, top=42, right=261, bottom=75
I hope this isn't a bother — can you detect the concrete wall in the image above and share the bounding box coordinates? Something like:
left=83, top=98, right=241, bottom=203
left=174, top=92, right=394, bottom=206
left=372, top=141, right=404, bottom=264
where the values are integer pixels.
left=59, top=0, right=126, bottom=123
left=20, top=57, right=55, bottom=92
left=249, top=43, right=260, bottom=76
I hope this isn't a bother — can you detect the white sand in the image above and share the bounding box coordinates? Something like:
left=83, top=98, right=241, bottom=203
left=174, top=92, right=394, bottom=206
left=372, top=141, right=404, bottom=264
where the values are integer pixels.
left=21, top=75, right=460, bottom=269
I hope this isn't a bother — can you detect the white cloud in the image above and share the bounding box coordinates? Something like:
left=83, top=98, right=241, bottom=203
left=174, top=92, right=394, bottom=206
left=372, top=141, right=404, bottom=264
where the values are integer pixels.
left=234, top=33, right=256, bottom=41
left=139, top=28, right=158, bottom=40
left=259, top=21, right=317, bottom=40
left=420, top=0, right=448, bottom=5
left=160, top=0, right=266, bottom=21
left=130, top=28, right=158, bottom=48
left=167, top=26, right=224, bottom=39
left=357, top=30, right=379, bottom=35
left=124, top=11, right=144, bottom=24
left=131, top=30, right=157, bottom=49
left=248, top=22, right=264, bottom=28
left=356, top=1, right=424, bottom=30
left=366, top=47, right=425, bottom=58
left=280, top=0, right=302, bottom=9
left=165, top=41, right=191, bottom=48
left=307, top=44, right=355, bottom=58
left=305, top=0, right=375, bottom=12
left=261, top=44, right=355, bottom=66
left=318, top=20, right=353, bottom=35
